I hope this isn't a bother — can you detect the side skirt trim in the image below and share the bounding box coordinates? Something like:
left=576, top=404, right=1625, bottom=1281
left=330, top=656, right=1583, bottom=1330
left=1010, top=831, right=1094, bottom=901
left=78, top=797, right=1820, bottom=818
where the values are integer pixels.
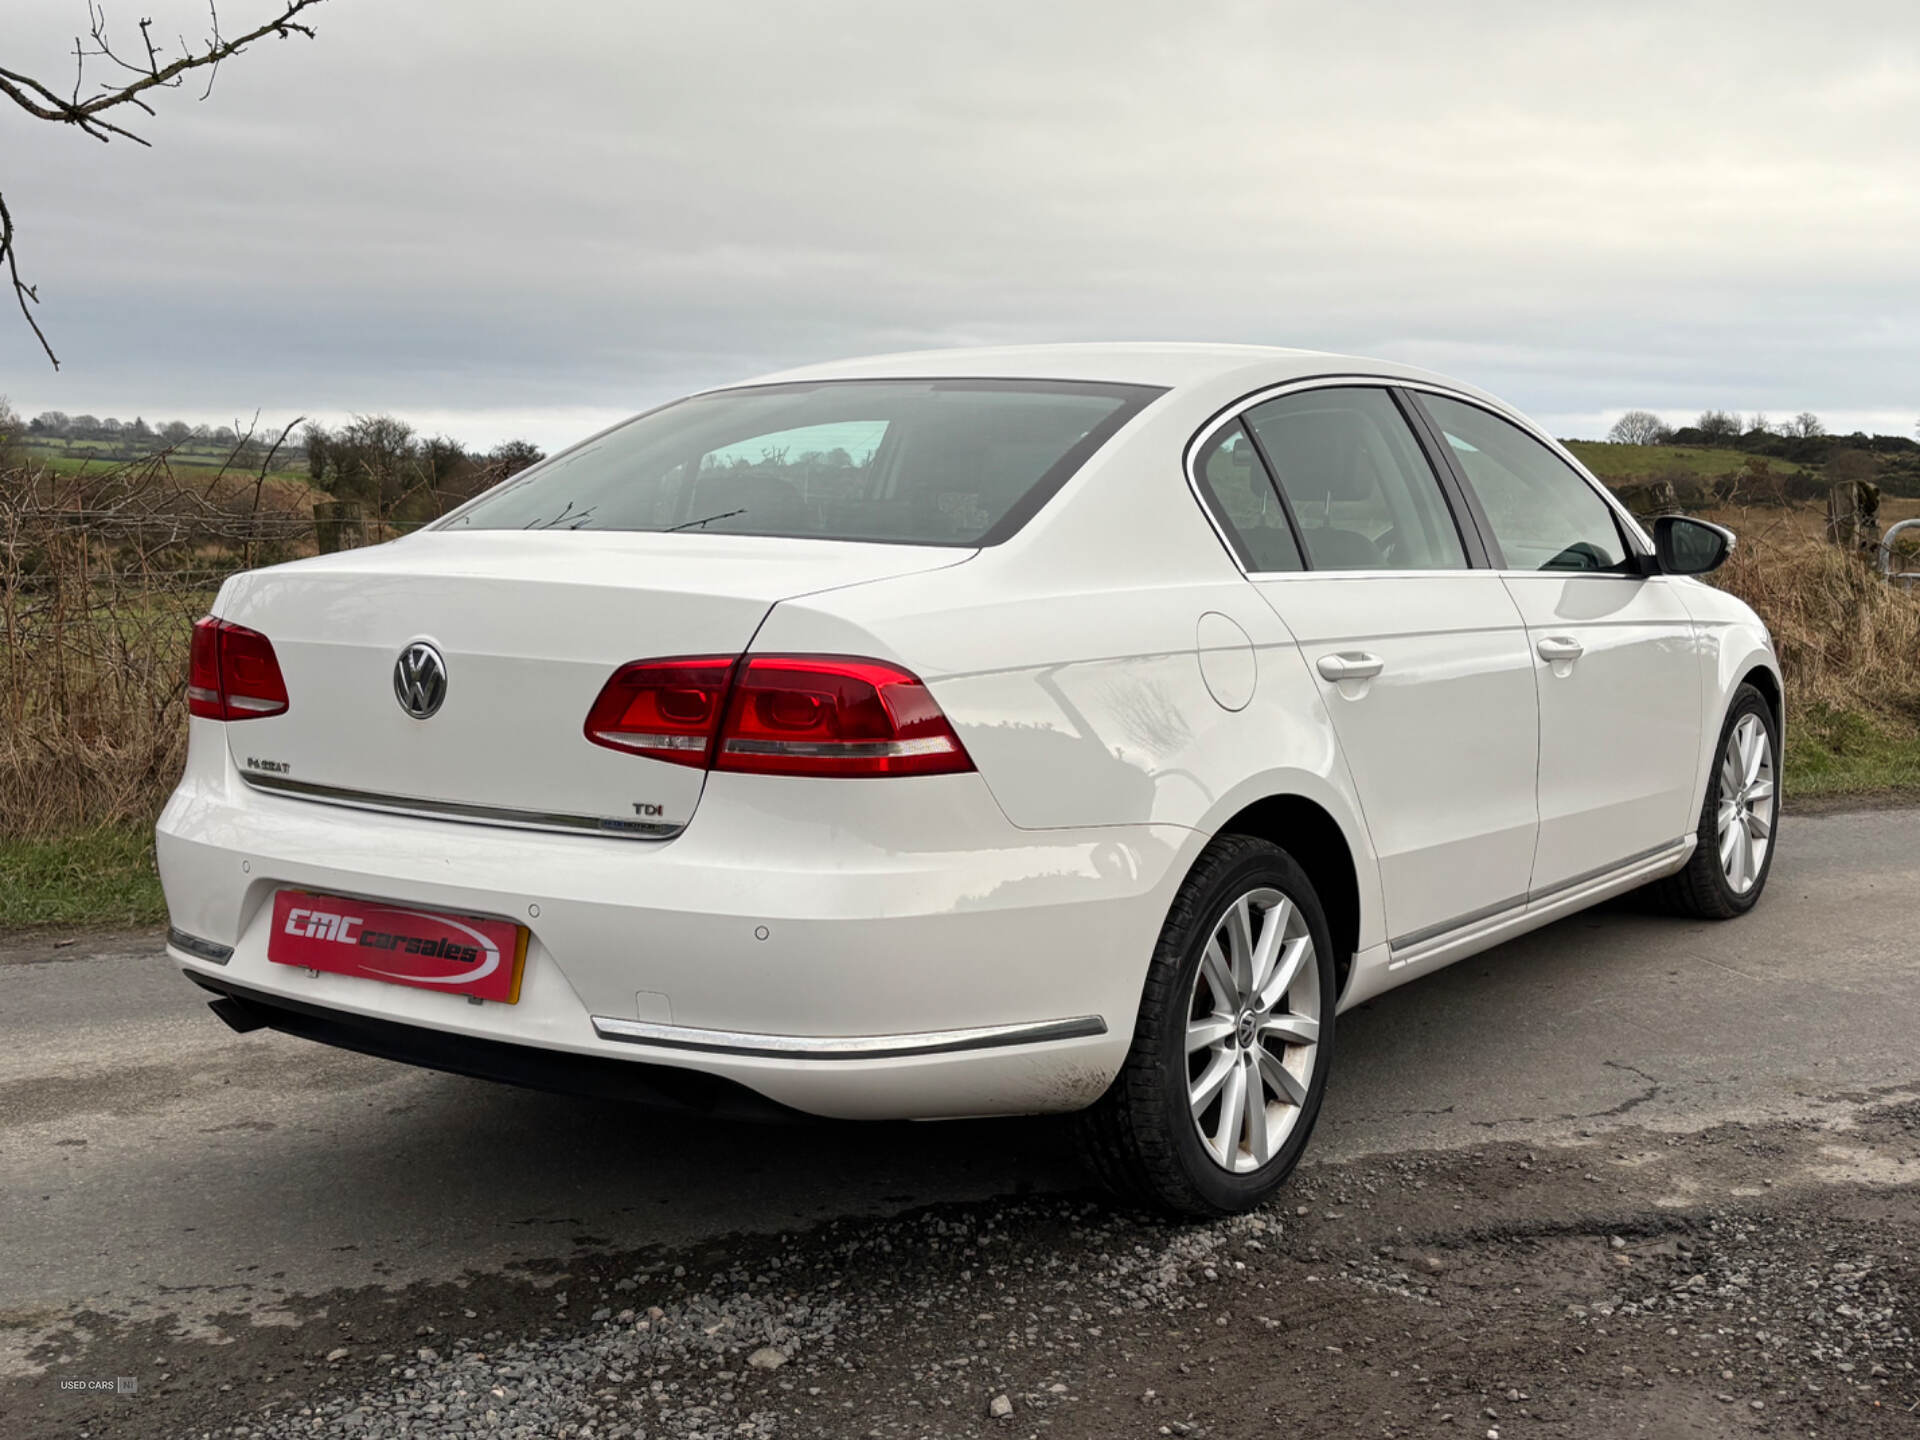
left=1388, top=838, right=1692, bottom=964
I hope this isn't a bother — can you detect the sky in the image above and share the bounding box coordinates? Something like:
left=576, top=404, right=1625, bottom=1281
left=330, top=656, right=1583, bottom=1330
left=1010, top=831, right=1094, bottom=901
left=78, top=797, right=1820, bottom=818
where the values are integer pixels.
left=3, top=0, right=1919, bottom=451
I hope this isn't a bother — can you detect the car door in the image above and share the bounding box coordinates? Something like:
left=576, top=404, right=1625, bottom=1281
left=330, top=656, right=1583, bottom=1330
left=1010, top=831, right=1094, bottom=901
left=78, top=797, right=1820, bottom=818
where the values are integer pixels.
left=1194, top=386, right=1540, bottom=951
left=1411, top=393, right=1704, bottom=898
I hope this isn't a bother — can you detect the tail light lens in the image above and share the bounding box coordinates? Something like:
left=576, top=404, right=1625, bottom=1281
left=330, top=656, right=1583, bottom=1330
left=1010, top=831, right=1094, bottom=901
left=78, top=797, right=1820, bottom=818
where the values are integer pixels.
left=188, top=616, right=291, bottom=721
left=718, top=657, right=970, bottom=776
left=583, top=657, right=736, bottom=766
left=582, top=654, right=972, bottom=777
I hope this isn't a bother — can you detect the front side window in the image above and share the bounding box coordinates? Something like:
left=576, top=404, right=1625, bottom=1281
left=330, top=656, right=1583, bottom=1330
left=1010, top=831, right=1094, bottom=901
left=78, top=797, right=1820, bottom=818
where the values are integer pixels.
left=1419, top=395, right=1630, bottom=573
left=1241, top=388, right=1468, bottom=572
left=1193, top=422, right=1303, bottom=572
left=448, top=379, right=1161, bottom=546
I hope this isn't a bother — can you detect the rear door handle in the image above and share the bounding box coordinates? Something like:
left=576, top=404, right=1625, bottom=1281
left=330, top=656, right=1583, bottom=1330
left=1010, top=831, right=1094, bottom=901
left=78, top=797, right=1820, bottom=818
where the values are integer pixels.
left=1316, top=652, right=1385, bottom=682
left=1536, top=636, right=1585, bottom=662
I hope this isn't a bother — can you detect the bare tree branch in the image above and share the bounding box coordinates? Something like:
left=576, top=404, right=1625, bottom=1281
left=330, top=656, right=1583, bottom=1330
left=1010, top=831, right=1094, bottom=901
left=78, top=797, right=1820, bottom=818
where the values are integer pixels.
left=1, top=1, right=326, bottom=366
left=1, top=2, right=323, bottom=143
left=0, top=191, right=58, bottom=368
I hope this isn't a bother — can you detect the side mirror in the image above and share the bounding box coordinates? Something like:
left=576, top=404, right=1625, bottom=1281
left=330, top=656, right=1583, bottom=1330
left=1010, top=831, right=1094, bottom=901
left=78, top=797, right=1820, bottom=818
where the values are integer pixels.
left=1651, top=515, right=1734, bottom=576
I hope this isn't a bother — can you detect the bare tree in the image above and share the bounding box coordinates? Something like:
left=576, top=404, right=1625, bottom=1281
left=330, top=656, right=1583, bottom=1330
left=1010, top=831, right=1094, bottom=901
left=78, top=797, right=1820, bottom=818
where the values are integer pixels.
left=1694, top=410, right=1743, bottom=444
left=1, top=1, right=326, bottom=367
left=1789, top=411, right=1826, bottom=439
left=0, top=394, right=23, bottom=464
left=1606, top=410, right=1670, bottom=446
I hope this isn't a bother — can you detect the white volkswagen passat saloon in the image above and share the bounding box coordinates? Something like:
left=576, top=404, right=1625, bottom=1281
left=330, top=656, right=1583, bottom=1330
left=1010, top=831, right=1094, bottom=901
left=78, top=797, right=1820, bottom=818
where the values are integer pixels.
left=159, top=345, right=1781, bottom=1215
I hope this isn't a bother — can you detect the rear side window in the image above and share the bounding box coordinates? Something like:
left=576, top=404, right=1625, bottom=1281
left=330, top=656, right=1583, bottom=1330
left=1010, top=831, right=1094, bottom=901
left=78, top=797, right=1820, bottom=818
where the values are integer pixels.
left=1419, top=395, right=1630, bottom=572
left=1193, top=422, right=1303, bottom=572
left=446, top=379, right=1162, bottom=546
left=1243, top=388, right=1468, bottom=572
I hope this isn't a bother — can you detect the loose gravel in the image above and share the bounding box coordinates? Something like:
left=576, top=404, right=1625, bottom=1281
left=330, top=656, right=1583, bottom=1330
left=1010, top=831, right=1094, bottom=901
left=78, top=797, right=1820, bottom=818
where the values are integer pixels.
left=15, top=1101, right=1917, bottom=1439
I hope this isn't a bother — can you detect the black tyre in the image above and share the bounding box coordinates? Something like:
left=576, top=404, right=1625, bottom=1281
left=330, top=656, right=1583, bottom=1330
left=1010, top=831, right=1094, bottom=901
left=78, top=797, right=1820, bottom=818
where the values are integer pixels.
left=1647, top=683, right=1780, bottom=919
left=1079, top=834, right=1336, bottom=1217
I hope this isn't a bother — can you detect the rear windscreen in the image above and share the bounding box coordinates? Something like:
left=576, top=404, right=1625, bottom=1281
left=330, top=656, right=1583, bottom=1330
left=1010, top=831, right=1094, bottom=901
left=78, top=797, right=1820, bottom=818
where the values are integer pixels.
left=444, top=378, right=1162, bottom=546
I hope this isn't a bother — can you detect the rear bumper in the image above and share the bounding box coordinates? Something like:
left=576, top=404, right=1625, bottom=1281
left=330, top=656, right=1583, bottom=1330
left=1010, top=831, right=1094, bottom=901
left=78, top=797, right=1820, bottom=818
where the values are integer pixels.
left=187, top=969, right=803, bottom=1121
left=157, top=723, right=1193, bottom=1119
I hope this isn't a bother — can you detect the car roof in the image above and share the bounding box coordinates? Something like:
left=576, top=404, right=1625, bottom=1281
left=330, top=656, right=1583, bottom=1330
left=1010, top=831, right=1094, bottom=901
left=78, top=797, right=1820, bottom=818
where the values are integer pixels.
left=731, top=342, right=1476, bottom=396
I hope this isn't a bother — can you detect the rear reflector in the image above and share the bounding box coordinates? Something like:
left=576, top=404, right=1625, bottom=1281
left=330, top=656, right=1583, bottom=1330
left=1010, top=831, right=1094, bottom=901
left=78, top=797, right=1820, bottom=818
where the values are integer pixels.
left=188, top=617, right=290, bottom=721
left=583, top=654, right=972, bottom=778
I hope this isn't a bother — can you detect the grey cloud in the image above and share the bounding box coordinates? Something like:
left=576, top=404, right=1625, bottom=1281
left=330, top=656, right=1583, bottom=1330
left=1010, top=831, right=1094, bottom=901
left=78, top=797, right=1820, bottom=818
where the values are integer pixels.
left=3, top=0, right=1918, bottom=448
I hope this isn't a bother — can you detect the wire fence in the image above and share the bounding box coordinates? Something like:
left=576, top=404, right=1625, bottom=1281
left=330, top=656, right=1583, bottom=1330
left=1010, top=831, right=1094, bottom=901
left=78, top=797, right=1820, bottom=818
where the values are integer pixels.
left=0, top=459, right=322, bottom=836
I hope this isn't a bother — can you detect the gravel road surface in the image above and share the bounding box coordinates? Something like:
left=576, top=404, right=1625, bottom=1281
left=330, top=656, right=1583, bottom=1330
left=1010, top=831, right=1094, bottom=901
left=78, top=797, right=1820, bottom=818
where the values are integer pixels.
left=3, top=807, right=1916, bottom=1437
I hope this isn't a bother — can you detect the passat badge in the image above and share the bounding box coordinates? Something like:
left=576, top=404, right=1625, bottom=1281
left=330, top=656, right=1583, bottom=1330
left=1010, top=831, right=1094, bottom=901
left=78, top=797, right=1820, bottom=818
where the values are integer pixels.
left=393, top=641, right=448, bottom=719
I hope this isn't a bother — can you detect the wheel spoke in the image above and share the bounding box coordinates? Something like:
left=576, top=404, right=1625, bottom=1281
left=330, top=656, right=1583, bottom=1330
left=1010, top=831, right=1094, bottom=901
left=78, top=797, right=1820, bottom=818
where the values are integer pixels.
left=1742, top=720, right=1766, bottom=785
left=1731, top=824, right=1753, bottom=890
left=1259, top=1012, right=1320, bottom=1047
left=1746, top=806, right=1772, bottom=840
left=1189, top=1049, right=1234, bottom=1115
left=1248, top=897, right=1290, bottom=993
left=1720, top=748, right=1743, bottom=798
left=1199, top=938, right=1235, bottom=1012
left=1746, top=777, right=1775, bottom=806
left=1225, top=897, right=1256, bottom=997
left=1212, top=1058, right=1247, bottom=1158
left=1242, top=1054, right=1272, bottom=1165
left=1719, top=820, right=1741, bottom=871
left=1258, top=936, right=1312, bottom=1011
left=1258, top=1048, right=1308, bottom=1108
left=1186, top=1015, right=1236, bottom=1052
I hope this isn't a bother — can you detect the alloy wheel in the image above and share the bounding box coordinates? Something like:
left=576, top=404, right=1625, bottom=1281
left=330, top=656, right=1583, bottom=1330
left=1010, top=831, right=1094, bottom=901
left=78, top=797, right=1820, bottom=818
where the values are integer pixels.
left=1717, top=712, right=1775, bottom=894
left=1184, top=887, right=1322, bottom=1174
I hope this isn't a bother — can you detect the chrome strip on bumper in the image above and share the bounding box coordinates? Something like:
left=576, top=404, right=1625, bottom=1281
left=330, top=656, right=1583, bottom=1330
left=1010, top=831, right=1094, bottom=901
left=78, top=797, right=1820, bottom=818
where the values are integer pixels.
left=239, top=773, right=682, bottom=840
left=590, top=1014, right=1108, bottom=1060
left=166, top=927, right=234, bottom=964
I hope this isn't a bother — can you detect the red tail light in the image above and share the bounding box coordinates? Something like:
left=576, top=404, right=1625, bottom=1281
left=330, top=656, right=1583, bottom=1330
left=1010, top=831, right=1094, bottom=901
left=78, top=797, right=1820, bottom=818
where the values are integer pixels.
left=583, top=657, right=736, bottom=766
left=188, top=616, right=291, bottom=721
left=582, top=654, right=972, bottom=778
left=718, top=657, right=971, bottom=776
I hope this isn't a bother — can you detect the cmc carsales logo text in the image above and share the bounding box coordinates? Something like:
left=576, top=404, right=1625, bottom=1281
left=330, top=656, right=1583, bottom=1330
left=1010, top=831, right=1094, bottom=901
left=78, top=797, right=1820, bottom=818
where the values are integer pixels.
left=283, top=906, right=484, bottom=964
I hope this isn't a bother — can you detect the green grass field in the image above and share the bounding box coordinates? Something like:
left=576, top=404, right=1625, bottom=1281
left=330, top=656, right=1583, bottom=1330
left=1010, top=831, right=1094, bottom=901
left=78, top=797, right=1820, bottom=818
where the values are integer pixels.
left=1560, top=441, right=1782, bottom=480
left=0, top=824, right=167, bottom=932
left=17, top=435, right=312, bottom=488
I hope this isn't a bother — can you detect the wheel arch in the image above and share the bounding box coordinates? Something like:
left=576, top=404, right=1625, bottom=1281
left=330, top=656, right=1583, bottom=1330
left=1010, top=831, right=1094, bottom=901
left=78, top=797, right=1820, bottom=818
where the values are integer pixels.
left=1739, top=662, right=1783, bottom=733
left=1211, top=793, right=1363, bottom=1002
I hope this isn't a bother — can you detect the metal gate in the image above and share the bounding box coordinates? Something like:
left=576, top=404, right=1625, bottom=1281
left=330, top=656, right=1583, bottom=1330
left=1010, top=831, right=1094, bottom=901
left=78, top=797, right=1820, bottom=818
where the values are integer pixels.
left=1882, top=518, right=1920, bottom=590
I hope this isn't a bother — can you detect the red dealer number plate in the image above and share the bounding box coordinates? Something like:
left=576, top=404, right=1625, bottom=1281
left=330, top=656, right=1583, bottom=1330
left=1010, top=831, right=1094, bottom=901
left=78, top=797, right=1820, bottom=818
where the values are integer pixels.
left=267, top=890, right=528, bottom=1004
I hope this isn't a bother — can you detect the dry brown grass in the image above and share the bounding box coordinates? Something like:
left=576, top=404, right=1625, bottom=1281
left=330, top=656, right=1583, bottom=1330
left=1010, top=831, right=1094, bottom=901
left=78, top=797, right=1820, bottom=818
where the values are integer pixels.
left=1, top=459, right=312, bottom=838
left=1702, top=504, right=1920, bottom=735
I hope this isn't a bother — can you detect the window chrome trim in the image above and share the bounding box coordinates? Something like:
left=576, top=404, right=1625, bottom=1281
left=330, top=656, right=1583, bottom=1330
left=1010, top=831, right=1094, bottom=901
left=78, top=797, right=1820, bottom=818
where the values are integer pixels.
left=166, top=927, right=234, bottom=964
left=1184, top=373, right=1654, bottom=578
left=591, top=1014, right=1108, bottom=1060
left=239, top=772, right=682, bottom=840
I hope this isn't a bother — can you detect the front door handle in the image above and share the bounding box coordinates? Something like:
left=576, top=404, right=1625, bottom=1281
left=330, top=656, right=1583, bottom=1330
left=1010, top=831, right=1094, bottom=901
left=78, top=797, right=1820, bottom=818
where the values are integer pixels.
left=1536, top=636, right=1585, bottom=662
left=1317, top=652, right=1385, bottom=682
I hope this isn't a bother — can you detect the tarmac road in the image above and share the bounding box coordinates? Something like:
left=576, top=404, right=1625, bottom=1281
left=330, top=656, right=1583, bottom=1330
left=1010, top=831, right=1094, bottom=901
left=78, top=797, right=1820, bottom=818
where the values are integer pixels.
left=2, top=806, right=1916, bottom=1420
